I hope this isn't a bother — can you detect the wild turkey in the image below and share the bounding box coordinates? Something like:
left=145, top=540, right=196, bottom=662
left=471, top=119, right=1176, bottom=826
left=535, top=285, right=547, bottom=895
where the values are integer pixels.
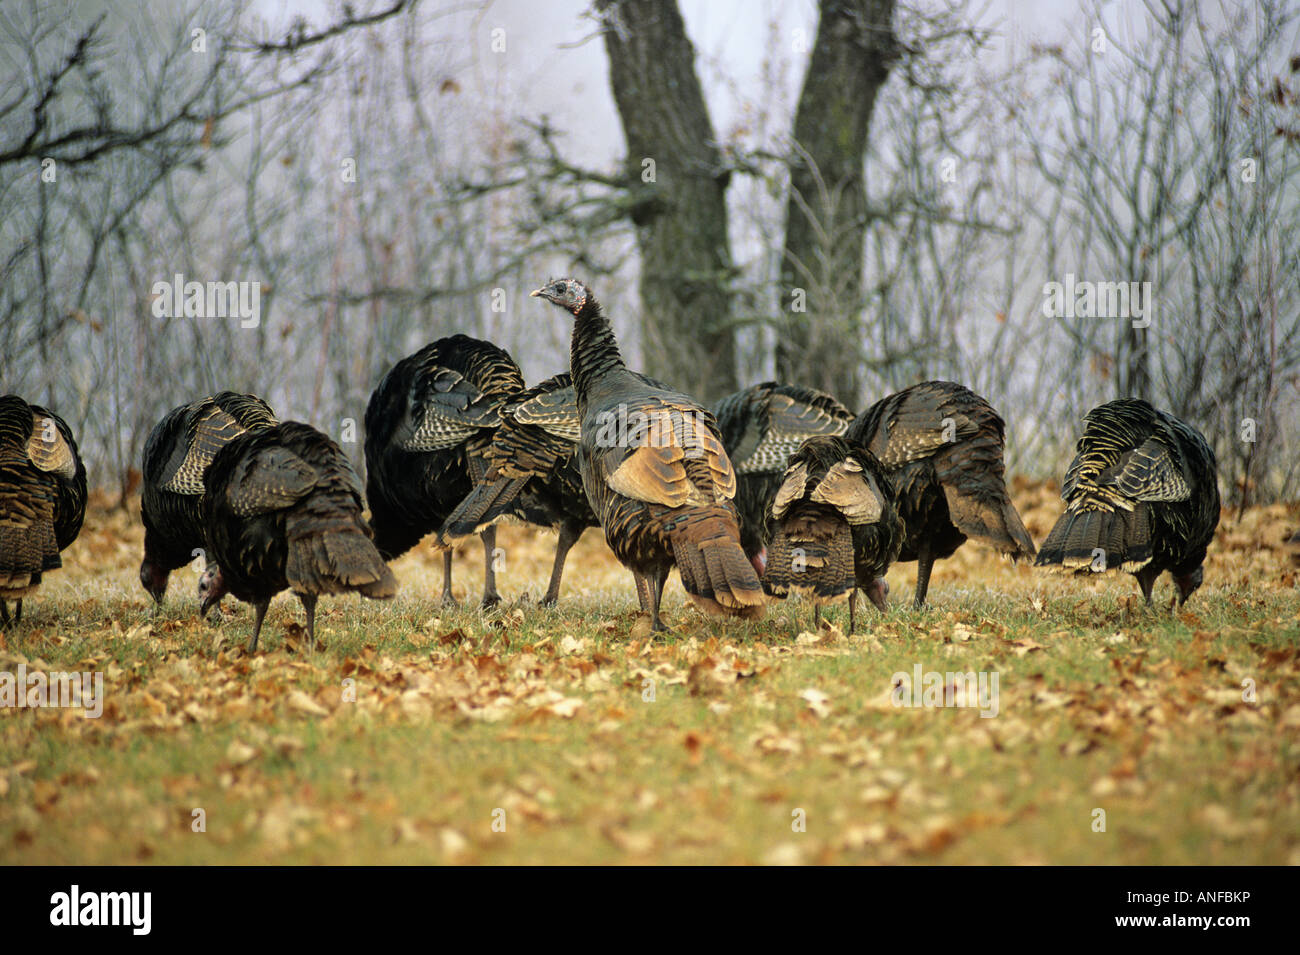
left=364, top=334, right=525, bottom=606
left=846, top=380, right=1036, bottom=606
left=139, top=392, right=277, bottom=606
left=763, top=436, right=903, bottom=633
left=198, top=422, right=397, bottom=651
left=0, top=395, right=87, bottom=626
left=1035, top=398, right=1219, bottom=605
left=531, top=278, right=765, bottom=630
left=713, top=382, right=853, bottom=573
left=438, top=373, right=596, bottom=606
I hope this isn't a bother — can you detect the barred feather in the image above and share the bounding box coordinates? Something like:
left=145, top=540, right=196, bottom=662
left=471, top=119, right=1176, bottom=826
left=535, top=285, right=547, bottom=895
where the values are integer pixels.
left=0, top=395, right=86, bottom=612
left=364, top=334, right=525, bottom=563
left=764, top=436, right=903, bottom=610
left=533, top=277, right=766, bottom=627
left=140, top=392, right=277, bottom=603
left=847, top=380, right=1034, bottom=605
left=439, top=374, right=593, bottom=543
left=203, top=422, right=397, bottom=649
left=1036, top=398, right=1219, bottom=604
left=714, top=382, right=854, bottom=561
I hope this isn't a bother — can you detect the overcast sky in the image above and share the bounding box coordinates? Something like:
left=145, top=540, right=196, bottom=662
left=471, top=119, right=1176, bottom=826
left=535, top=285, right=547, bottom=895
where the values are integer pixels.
left=249, top=0, right=1083, bottom=162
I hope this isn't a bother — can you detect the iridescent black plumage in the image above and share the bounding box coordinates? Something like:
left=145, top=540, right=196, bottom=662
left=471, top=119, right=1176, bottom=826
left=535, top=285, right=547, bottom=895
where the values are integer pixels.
left=0, top=395, right=87, bottom=626
left=846, top=380, right=1036, bottom=606
left=200, top=422, right=397, bottom=651
left=1035, top=398, right=1219, bottom=605
left=438, top=373, right=595, bottom=605
left=364, top=334, right=524, bottom=606
left=139, top=392, right=278, bottom=605
left=714, top=382, right=853, bottom=570
left=764, top=436, right=903, bottom=632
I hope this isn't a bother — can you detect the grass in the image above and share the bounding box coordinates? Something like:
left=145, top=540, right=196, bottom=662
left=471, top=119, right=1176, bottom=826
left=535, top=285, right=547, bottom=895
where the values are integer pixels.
left=1, top=483, right=1298, bottom=864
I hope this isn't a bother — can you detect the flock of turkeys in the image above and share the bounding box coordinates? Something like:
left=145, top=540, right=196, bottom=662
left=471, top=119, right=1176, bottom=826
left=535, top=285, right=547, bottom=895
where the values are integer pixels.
left=0, top=278, right=1222, bottom=647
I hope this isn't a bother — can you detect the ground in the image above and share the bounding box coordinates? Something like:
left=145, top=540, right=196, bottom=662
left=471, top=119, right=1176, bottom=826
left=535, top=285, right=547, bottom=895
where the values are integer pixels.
left=1, top=479, right=1298, bottom=865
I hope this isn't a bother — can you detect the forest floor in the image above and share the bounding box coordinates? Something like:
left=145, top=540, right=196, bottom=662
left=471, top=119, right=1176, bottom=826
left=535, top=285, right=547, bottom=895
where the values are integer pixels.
left=1, top=478, right=1298, bottom=865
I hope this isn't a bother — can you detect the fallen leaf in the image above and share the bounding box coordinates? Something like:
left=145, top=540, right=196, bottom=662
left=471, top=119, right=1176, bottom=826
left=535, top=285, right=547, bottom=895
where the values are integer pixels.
left=287, top=691, right=330, bottom=717
left=799, top=688, right=831, bottom=719
left=226, top=740, right=258, bottom=765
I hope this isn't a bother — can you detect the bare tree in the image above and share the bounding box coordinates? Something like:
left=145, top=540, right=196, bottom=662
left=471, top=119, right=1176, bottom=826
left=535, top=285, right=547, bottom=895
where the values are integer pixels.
left=1015, top=0, right=1300, bottom=505
left=775, top=0, right=897, bottom=402
left=595, top=0, right=738, bottom=402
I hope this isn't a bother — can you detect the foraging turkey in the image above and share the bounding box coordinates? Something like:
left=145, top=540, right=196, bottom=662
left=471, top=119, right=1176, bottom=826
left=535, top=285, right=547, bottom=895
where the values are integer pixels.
left=531, top=277, right=765, bottom=630
left=199, top=422, right=397, bottom=651
left=364, top=334, right=525, bottom=606
left=713, top=381, right=853, bottom=574
left=1035, top=398, right=1219, bottom=605
left=139, top=392, right=277, bottom=606
left=846, top=380, right=1036, bottom=606
left=0, top=395, right=86, bottom=626
left=763, top=436, right=903, bottom=633
left=438, top=373, right=596, bottom=606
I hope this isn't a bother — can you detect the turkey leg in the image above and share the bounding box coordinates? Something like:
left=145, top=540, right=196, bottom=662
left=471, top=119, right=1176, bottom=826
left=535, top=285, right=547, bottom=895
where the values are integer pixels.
left=541, top=520, right=583, bottom=607
left=248, top=600, right=270, bottom=653
left=914, top=541, right=934, bottom=608
left=481, top=525, right=501, bottom=607
left=649, top=569, right=668, bottom=632
left=1135, top=564, right=1160, bottom=606
left=299, top=593, right=318, bottom=650
left=439, top=550, right=456, bottom=607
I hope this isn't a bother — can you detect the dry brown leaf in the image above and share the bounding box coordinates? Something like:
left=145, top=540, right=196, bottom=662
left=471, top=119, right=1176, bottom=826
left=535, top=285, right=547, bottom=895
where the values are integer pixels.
left=226, top=740, right=258, bottom=765
left=287, top=691, right=330, bottom=717
left=800, top=688, right=831, bottom=719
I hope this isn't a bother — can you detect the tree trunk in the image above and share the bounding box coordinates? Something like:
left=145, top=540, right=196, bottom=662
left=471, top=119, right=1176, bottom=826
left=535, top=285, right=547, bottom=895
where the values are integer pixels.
left=598, top=0, right=737, bottom=402
left=1118, top=323, right=1151, bottom=399
left=776, top=0, right=897, bottom=406
left=1117, top=258, right=1151, bottom=399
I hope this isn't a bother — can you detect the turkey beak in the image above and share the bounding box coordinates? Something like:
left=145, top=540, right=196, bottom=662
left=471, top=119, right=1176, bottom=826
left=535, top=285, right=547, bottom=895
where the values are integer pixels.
left=529, top=288, right=544, bottom=298
left=199, top=586, right=227, bottom=621
left=866, top=577, right=889, bottom=613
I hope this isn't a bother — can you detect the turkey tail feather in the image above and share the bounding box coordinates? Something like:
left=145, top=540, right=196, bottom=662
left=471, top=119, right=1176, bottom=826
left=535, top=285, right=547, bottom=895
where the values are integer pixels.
left=0, top=493, right=58, bottom=596
left=764, top=510, right=853, bottom=602
left=1035, top=504, right=1152, bottom=573
left=669, top=514, right=766, bottom=618
left=943, top=485, right=1037, bottom=560
left=285, top=495, right=397, bottom=598
left=439, top=475, right=531, bottom=543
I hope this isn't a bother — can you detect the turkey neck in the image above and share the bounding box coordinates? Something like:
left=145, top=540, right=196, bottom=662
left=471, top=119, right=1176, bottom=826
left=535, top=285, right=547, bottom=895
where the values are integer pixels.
left=569, top=297, right=627, bottom=403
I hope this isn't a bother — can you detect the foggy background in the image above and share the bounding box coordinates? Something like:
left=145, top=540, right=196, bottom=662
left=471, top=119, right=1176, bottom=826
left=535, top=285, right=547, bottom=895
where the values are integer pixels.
left=1, top=0, right=1296, bottom=509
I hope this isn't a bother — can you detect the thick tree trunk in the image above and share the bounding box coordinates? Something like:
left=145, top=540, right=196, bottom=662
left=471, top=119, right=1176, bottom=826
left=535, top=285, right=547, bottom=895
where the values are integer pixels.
left=598, top=0, right=737, bottom=402
left=775, top=0, right=897, bottom=406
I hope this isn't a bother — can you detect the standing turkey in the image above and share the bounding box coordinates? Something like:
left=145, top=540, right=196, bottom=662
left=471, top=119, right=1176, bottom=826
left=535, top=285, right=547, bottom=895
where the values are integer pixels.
left=199, top=422, right=397, bottom=651
left=438, top=373, right=596, bottom=606
left=531, top=278, right=765, bottom=630
left=763, top=436, right=903, bottom=633
left=846, top=380, right=1036, bottom=606
left=364, top=334, right=524, bottom=606
left=713, top=382, right=853, bottom=574
left=0, top=395, right=86, bottom=626
left=1035, top=398, right=1219, bottom=605
left=139, top=392, right=277, bottom=606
